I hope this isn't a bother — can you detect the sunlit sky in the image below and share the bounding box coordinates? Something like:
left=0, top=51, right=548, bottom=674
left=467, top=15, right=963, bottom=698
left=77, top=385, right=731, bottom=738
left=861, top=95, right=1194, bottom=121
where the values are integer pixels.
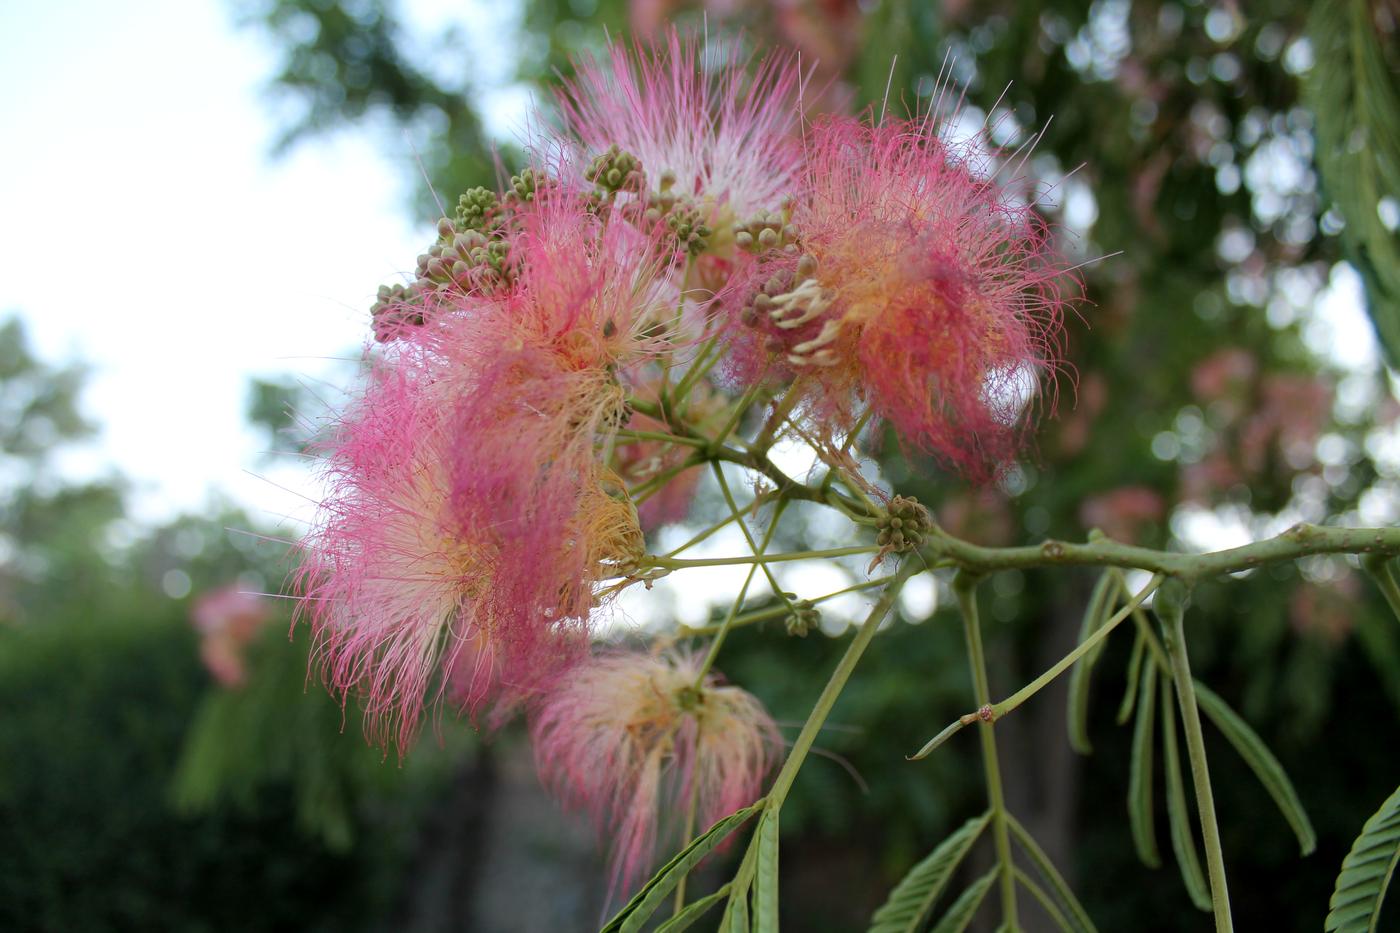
left=0, top=0, right=1389, bottom=570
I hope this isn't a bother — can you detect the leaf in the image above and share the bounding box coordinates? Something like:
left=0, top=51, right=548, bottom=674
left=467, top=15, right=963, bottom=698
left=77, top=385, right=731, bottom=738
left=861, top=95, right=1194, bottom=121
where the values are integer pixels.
left=656, top=883, right=732, bottom=933
left=601, top=801, right=763, bottom=933
left=1007, top=813, right=1097, bottom=932
left=1116, top=629, right=1147, bottom=726
left=754, top=810, right=779, bottom=932
left=1325, top=784, right=1400, bottom=932
left=868, top=811, right=991, bottom=933
left=1068, top=570, right=1118, bottom=754
left=1127, top=659, right=1161, bottom=868
left=1013, top=866, right=1075, bottom=932
left=1305, top=0, right=1400, bottom=367
left=928, top=867, right=999, bottom=933
left=1159, top=676, right=1212, bottom=912
left=1193, top=679, right=1316, bottom=855
left=726, top=881, right=750, bottom=933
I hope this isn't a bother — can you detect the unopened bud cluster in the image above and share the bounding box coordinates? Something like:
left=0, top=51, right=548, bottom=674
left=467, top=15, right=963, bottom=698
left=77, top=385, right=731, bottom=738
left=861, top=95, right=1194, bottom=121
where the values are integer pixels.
left=587, top=144, right=646, bottom=195
left=734, top=206, right=799, bottom=254
left=785, top=599, right=821, bottom=637
left=876, top=495, right=931, bottom=554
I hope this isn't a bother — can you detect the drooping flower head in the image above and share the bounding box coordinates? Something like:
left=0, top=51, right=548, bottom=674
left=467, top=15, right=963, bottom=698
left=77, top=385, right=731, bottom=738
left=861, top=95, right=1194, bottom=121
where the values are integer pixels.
left=731, top=114, right=1076, bottom=480
left=531, top=649, right=781, bottom=897
left=554, top=29, right=804, bottom=261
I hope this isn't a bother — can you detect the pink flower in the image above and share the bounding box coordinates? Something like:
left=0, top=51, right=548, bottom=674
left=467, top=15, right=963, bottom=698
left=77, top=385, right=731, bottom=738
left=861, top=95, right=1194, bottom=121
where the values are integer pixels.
left=730, top=115, right=1076, bottom=480
left=1078, top=485, right=1166, bottom=544
left=296, top=356, right=646, bottom=750
left=553, top=30, right=803, bottom=234
left=190, top=585, right=271, bottom=687
left=300, top=189, right=685, bottom=749
left=531, top=649, right=781, bottom=898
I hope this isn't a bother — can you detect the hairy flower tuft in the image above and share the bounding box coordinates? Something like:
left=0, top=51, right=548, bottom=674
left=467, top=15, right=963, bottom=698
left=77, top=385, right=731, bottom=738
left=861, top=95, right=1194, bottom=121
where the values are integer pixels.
left=531, top=649, right=781, bottom=897
left=554, top=30, right=804, bottom=243
left=730, top=115, right=1077, bottom=480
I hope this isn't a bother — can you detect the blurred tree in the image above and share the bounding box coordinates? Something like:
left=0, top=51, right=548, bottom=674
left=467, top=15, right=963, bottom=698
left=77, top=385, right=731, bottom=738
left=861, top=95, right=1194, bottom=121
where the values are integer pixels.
left=0, top=318, right=465, bottom=931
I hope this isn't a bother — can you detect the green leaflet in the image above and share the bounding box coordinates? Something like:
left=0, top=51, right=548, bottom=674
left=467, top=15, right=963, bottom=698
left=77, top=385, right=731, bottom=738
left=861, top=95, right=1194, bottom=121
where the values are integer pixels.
left=868, top=811, right=991, bottom=933
left=601, top=801, right=763, bottom=933
left=1159, top=676, right=1212, bottom=912
left=928, top=867, right=999, bottom=933
left=1013, top=866, right=1075, bottom=933
left=754, top=810, right=779, bottom=932
left=726, top=881, right=750, bottom=932
left=1067, top=570, right=1118, bottom=755
left=1193, top=679, right=1317, bottom=855
left=1325, top=784, right=1400, bottom=932
left=1127, top=659, right=1161, bottom=868
left=1305, top=0, right=1400, bottom=368
left=656, top=883, right=732, bottom=933
left=1007, top=814, right=1097, bottom=933
left=1115, top=628, right=1147, bottom=726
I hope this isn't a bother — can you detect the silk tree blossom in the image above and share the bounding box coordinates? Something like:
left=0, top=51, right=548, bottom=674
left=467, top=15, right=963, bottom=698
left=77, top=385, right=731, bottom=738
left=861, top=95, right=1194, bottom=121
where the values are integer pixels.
left=531, top=649, right=781, bottom=897
left=730, top=115, right=1076, bottom=480
left=296, top=352, right=646, bottom=750
left=553, top=30, right=805, bottom=255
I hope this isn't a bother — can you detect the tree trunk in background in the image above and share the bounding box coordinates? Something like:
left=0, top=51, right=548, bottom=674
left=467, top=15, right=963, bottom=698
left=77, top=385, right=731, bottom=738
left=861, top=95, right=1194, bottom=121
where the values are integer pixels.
left=396, top=740, right=605, bottom=932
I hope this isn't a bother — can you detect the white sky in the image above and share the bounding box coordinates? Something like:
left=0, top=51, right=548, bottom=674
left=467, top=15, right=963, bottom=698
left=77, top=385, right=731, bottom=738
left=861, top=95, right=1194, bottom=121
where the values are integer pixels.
left=0, top=0, right=524, bottom=528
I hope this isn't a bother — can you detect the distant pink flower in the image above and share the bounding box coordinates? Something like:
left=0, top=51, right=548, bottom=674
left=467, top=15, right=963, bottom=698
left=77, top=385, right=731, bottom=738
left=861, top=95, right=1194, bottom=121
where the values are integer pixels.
left=554, top=30, right=803, bottom=230
left=1079, top=485, right=1165, bottom=544
left=190, top=585, right=271, bottom=687
left=531, top=649, right=780, bottom=898
left=729, top=115, right=1075, bottom=480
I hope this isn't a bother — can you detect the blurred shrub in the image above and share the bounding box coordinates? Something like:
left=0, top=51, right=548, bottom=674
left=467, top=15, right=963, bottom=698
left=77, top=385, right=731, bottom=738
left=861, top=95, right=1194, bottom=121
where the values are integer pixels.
left=0, top=612, right=429, bottom=932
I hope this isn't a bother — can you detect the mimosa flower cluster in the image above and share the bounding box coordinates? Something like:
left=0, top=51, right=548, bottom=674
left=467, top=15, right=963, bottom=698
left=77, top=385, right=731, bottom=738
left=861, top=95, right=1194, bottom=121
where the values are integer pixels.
left=296, top=31, right=1075, bottom=891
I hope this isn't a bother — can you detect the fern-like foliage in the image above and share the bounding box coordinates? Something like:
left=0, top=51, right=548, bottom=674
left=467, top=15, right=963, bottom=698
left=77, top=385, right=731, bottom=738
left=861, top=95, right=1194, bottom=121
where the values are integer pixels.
left=1306, top=0, right=1400, bottom=367
left=867, top=811, right=990, bottom=933
left=1326, top=784, right=1400, bottom=932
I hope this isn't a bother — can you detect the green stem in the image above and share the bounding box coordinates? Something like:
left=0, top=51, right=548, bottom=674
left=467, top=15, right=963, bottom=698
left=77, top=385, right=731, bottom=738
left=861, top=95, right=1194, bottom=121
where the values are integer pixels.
left=921, top=522, right=1400, bottom=582
left=1364, top=554, right=1400, bottom=620
left=1158, top=581, right=1233, bottom=932
left=911, top=573, right=1164, bottom=758
left=673, top=334, right=722, bottom=414
left=712, top=380, right=769, bottom=448
left=648, top=545, right=877, bottom=571
left=766, top=563, right=916, bottom=806
left=991, top=573, right=1163, bottom=719
left=954, top=572, right=1019, bottom=930
left=628, top=452, right=706, bottom=505
left=613, top=428, right=710, bottom=448
left=658, top=256, right=695, bottom=403
left=753, top=378, right=806, bottom=453
left=662, top=502, right=773, bottom=559
left=673, top=772, right=702, bottom=917
left=712, top=461, right=795, bottom=612
left=679, top=577, right=892, bottom=636
left=693, top=501, right=786, bottom=685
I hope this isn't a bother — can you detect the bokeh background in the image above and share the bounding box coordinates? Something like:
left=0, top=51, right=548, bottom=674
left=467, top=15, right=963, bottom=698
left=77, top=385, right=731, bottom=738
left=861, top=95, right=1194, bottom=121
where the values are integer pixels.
left=3, top=1, right=1399, bottom=930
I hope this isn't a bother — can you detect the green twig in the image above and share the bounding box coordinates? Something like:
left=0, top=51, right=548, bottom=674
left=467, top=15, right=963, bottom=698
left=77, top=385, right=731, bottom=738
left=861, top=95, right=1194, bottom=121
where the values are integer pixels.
left=1157, top=580, right=1233, bottom=932
left=954, top=572, right=1019, bottom=930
